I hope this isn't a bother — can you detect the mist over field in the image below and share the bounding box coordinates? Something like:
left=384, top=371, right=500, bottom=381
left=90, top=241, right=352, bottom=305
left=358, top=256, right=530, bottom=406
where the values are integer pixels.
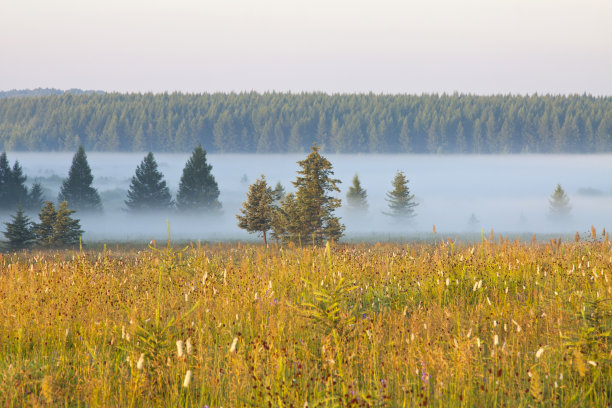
left=3, top=152, right=612, bottom=242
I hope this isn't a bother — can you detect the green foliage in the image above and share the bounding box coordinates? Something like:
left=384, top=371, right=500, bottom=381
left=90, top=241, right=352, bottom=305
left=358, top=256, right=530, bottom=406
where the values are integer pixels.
left=273, top=145, right=345, bottom=244
left=236, top=175, right=274, bottom=245
left=176, top=145, right=220, bottom=212
left=33, top=201, right=83, bottom=247
left=58, top=146, right=102, bottom=212
left=384, top=171, right=418, bottom=220
left=549, top=183, right=571, bottom=220
left=125, top=152, right=173, bottom=212
left=1, top=93, right=611, bottom=153
left=345, top=173, right=368, bottom=212
left=3, top=206, right=36, bottom=249
left=271, top=181, right=285, bottom=206
left=26, top=182, right=45, bottom=212
left=0, top=152, right=30, bottom=210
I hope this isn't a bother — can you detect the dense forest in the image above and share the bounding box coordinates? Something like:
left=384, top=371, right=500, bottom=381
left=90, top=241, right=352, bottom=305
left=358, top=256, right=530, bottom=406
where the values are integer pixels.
left=0, top=92, right=611, bottom=153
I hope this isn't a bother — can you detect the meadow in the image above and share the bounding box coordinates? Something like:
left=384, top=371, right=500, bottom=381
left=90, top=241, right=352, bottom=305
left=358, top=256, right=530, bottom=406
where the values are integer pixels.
left=0, top=233, right=610, bottom=407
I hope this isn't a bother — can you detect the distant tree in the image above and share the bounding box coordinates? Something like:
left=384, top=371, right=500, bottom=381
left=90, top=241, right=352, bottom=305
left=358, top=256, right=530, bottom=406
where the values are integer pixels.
left=26, top=182, right=45, bottom=211
left=58, top=146, right=102, bottom=212
left=34, top=201, right=57, bottom=247
left=468, top=213, right=480, bottom=230
left=125, top=152, right=173, bottom=211
left=549, top=184, right=571, bottom=220
left=33, top=201, right=83, bottom=247
left=236, top=175, right=274, bottom=245
left=272, top=145, right=344, bottom=244
left=53, top=201, right=84, bottom=246
left=345, top=174, right=368, bottom=212
left=384, top=171, right=418, bottom=220
left=3, top=206, right=36, bottom=249
left=0, top=153, right=29, bottom=210
left=176, top=145, right=221, bottom=212
left=271, top=182, right=285, bottom=206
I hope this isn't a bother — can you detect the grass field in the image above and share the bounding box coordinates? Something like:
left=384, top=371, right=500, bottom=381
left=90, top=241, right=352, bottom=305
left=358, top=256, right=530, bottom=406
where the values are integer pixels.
left=0, top=234, right=610, bottom=407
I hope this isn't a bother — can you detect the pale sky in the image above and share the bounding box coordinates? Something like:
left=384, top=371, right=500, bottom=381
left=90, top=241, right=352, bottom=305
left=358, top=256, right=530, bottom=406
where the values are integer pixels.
left=1, top=0, right=611, bottom=94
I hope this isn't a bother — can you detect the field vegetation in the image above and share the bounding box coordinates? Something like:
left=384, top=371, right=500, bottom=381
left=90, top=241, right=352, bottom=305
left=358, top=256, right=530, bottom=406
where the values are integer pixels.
left=0, top=232, right=610, bottom=406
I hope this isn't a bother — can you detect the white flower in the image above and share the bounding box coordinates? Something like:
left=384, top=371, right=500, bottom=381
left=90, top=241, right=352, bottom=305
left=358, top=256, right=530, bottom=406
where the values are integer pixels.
left=186, top=338, right=193, bottom=355
left=493, top=335, right=499, bottom=346
left=136, top=353, right=145, bottom=370
left=176, top=340, right=185, bottom=358
left=535, top=347, right=545, bottom=359
left=229, top=337, right=238, bottom=353
left=183, top=370, right=192, bottom=388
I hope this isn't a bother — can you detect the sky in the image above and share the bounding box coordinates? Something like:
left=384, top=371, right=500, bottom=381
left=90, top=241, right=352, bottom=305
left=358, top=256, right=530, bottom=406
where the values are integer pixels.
left=1, top=0, right=611, bottom=95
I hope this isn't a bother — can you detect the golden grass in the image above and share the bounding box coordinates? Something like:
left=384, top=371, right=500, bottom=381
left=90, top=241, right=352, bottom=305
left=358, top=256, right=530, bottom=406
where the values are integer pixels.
left=0, top=238, right=610, bottom=407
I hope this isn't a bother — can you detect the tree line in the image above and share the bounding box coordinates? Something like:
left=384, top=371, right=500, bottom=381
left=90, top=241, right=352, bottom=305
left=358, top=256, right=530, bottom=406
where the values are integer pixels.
left=1, top=92, right=611, bottom=153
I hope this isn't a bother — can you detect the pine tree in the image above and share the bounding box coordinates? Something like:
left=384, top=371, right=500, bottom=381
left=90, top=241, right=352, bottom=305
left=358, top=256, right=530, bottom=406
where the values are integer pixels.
left=3, top=206, right=35, bottom=249
left=0, top=152, right=11, bottom=207
left=0, top=153, right=30, bottom=210
left=58, top=146, right=102, bottom=212
left=125, top=152, right=173, bottom=211
left=236, top=175, right=274, bottom=245
left=384, top=171, right=418, bottom=220
left=549, top=184, right=571, bottom=220
left=34, top=201, right=57, bottom=247
left=176, top=145, right=221, bottom=212
left=26, top=182, right=45, bottom=211
left=271, top=182, right=285, bottom=206
left=272, top=145, right=344, bottom=244
left=53, top=201, right=84, bottom=246
left=346, top=174, right=368, bottom=212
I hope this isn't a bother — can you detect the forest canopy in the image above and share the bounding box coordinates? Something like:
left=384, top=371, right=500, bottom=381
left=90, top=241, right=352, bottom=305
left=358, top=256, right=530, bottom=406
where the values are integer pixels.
left=0, top=91, right=610, bottom=153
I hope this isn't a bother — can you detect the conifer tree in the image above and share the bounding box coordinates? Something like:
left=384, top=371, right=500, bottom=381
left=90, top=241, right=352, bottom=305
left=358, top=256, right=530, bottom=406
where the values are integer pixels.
left=549, top=184, right=571, bottom=220
left=53, top=201, right=84, bottom=246
left=384, top=171, right=418, bottom=220
left=34, top=201, right=57, bottom=247
left=0, top=153, right=30, bottom=210
left=176, top=145, right=220, bottom=212
left=345, top=174, right=368, bottom=212
left=26, top=182, right=45, bottom=211
left=58, top=146, right=102, bottom=212
left=3, top=206, right=35, bottom=249
left=125, top=152, right=173, bottom=211
left=272, top=145, right=344, bottom=244
left=271, top=182, right=285, bottom=206
left=236, top=175, right=274, bottom=245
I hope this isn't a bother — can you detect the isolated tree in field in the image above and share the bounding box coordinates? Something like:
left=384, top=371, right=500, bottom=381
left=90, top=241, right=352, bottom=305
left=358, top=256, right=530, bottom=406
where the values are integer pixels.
left=549, top=184, right=571, bottom=220
left=3, top=206, right=35, bottom=249
left=176, top=145, right=221, bottom=211
left=125, top=152, right=173, bottom=211
left=345, top=173, right=368, bottom=212
left=58, top=146, right=102, bottom=212
left=384, top=171, right=418, bottom=220
left=236, top=175, right=274, bottom=245
left=272, top=144, right=344, bottom=244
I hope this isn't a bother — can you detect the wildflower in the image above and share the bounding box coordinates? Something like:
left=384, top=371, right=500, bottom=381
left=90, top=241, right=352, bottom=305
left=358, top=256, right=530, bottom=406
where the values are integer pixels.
left=476, top=337, right=481, bottom=348
left=588, top=360, right=597, bottom=367
left=186, top=338, right=193, bottom=355
left=229, top=337, right=238, bottom=353
left=183, top=370, right=192, bottom=388
left=420, top=362, right=430, bottom=385
left=136, top=353, right=145, bottom=370
left=494, top=334, right=499, bottom=346
left=176, top=340, right=184, bottom=358
left=535, top=347, right=545, bottom=359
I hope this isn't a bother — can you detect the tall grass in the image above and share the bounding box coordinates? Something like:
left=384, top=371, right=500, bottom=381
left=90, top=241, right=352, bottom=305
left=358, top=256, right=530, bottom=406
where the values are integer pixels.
left=0, top=237, right=610, bottom=406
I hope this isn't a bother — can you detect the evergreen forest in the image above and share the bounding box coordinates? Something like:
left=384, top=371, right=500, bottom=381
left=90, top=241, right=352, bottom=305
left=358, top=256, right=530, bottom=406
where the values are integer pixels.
left=1, top=92, right=611, bottom=153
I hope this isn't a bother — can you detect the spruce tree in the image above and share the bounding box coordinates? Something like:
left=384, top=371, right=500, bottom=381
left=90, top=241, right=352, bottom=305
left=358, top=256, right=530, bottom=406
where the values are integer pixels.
left=176, top=145, right=221, bottom=212
left=272, top=145, right=344, bottom=244
left=384, top=171, right=418, bottom=220
left=236, top=175, right=274, bottom=245
left=26, top=182, right=45, bottom=211
left=58, top=146, right=102, bottom=212
left=53, top=201, right=84, bottom=246
left=345, top=173, right=368, bottom=212
left=3, top=206, right=35, bottom=249
left=0, top=152, right=11, bottom=207
left=0, top=153, right=30, bottom=210
left=549, top=184, right=571, bottom=220
left=125, top=152, right=173, bottom=211
left=34, top=201, right=57, bottom=247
